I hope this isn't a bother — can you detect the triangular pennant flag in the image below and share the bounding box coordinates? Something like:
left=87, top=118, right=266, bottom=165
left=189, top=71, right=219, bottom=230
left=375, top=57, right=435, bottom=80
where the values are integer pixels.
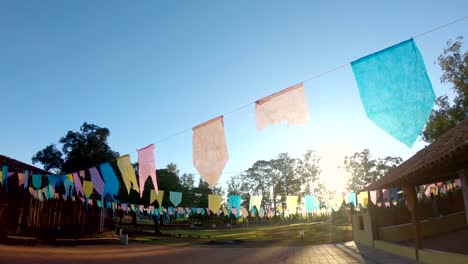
left=169, top=191, right=182, bottom=207
left=228, top=195, right=241, bottom=218
left=150, top=190, right=164, bottom=206
left=192, top=116, right=228, bottom=188
left=351, top=39, right=435, bottom=147
left=137, top=144, right=158, bottom=197
left=1, top=166, right=8, bottom=192
left=32, top=174, right=42, bottom=189
left=100, top=162, right=119, bottom=198
left=255, top=82, right=310, bottom=131
left=241, top=207, right=249, bottom=218
left=73, top=172, right=85, bottom=202
left=89, top=167, right=104, bottom=195
left=83, top=180, right=94, bottom=198
left=286, top=196, right=298, bottom=215
left=249, top=195, right=262, bottom=212
left=259, top=207, right=265, bottom=218
left=117, top=155, right=139, bottom=194
left=208, top=194, right=222, bottom=214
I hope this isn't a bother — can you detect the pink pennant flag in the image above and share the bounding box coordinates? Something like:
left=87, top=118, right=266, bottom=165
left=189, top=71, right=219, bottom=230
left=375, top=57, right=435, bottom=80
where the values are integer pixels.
left=192, top=116, right=228, bottom=188
left=217, top=209, right=222, bottom=216
left=138, top=144, right=158, bottom=197
left=18, top=173, right=24, bottom=186
left=255, top=82, right=310, bottom=131
left=241, top=207, right=249, bottom=218
left=73, top=172, right=85, bottom=202
left=206, top=208, right=211, bottom=216
left=231, top=208, right=238, bottom=216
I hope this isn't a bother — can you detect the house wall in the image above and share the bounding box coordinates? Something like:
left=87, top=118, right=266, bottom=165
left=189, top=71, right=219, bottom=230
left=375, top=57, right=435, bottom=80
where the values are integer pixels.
left=378, top=211, right=466, bottom=242
left=419, top=249, right=468, bottom=264
left=373, top=240, right=416, bottom=260
left=351, top=214, right=373, bottom=246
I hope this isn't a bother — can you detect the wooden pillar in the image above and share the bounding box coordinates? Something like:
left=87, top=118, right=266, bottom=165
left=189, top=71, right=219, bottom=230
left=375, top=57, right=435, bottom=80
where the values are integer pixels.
left=458, top=169, right=468, bottom=224
left=402, top=185, right=422, bottom=260
left=99, top=207, right=105, bottom=232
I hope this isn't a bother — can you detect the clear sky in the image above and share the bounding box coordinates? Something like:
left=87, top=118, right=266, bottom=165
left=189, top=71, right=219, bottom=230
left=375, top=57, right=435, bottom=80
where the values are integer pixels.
left=1, top=1, right=467, bottom=193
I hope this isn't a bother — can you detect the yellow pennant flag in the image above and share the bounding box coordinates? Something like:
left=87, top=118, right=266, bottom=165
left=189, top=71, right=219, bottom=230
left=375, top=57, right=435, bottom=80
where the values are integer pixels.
left=358, top=192, right=369, bottom=208
left=117, top=155, right=140, bottom=194
left=150, top=190, right=164, bottom=206
left=208, top=194, right=222, bottom=214
left=286, top=196, right=298, bottom=215
left=83, top=180, right=94, bottom=198
left=66, top=173, right=73, bottom=182
left=222, top=207, right=228, bottom=215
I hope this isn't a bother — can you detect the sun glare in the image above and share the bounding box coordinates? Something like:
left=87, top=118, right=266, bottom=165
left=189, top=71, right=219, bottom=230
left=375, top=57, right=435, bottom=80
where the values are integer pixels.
left=317, top=145, right=358, bottom=196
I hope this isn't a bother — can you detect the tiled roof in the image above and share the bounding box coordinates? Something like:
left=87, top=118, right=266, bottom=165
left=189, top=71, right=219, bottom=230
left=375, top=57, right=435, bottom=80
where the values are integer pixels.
left=365, top=118, right=468, bottom=190
left=0, top=154, right=48, bottom=174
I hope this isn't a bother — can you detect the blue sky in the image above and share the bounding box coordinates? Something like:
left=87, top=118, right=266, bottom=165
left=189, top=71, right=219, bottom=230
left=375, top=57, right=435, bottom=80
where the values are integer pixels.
left=1, top=1, right=467, bottom=192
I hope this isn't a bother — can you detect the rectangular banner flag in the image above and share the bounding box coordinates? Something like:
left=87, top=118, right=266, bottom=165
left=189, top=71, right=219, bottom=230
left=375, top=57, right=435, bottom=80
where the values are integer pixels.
left=117, top=155, right=140, bottom=194
left=138, top=144, right=158, bottom=197
left=255, top=83, right=310, bottom=131
left=192, top=116, right=228, bottom=188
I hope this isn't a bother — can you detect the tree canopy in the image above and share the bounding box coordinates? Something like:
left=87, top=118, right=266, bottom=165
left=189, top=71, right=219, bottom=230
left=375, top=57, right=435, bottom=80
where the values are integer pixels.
left=422, top=37, right=467, bottom=142
left=343, top=149, right=402, bottom=192
left=32, top=122, right=119, bottom=173
left=227, top=150, right=329, bottom=209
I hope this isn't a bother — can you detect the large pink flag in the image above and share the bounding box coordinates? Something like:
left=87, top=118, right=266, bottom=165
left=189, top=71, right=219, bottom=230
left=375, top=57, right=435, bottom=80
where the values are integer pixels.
left=192, top=116, right=228, bottom=188
left=138, top=144, right=158, bottom=197
left=255, top=82, right=310, bottom=130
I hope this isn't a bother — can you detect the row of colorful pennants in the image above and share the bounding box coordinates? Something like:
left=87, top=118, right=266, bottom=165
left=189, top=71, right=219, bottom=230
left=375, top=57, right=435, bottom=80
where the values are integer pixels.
left=1, top=38, right=436, bottom=193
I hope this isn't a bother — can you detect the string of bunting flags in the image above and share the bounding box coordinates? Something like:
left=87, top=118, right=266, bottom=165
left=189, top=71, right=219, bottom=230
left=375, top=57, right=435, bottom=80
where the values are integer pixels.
left=0, top=18, right=466, bottom=211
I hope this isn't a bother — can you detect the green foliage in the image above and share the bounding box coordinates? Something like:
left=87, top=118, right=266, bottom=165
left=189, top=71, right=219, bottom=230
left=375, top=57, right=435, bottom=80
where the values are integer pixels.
left=343, top=149, right=402, bottom=192
left=32, top=122, right=119, bottom=173
left=227, top=150, right=328, bottom=210
left=422, top=37, right=467, bottom=142
left=31, top=144, right=64, bottom=172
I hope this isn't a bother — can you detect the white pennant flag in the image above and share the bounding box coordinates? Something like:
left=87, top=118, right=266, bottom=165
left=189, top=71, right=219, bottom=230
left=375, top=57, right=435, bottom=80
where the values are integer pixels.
left=255, top=82, right=310, bottom=130
left=192, top=116, right=228, bottom=188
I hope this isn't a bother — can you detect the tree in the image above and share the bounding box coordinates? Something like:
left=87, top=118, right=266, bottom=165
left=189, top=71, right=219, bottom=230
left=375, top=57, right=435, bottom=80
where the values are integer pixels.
left=31, top=144, right=64, bottom=173
left=32, top=122, right=119, bottom=173
left=344, top=149, right=402, bottom=193
left=243, top=160, right=273, bottom=207
left=422, top=37, right=467, bottom=142
left=271, top=153, right=301, bottom=198
left=297, top=150, right=321, bottom=197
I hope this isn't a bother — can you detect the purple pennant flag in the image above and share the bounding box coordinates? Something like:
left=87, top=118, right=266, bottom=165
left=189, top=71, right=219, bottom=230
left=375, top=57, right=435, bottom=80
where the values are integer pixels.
left=89, top=167, right=104, bottom=195
left=73, top=172, right=85, bottom=202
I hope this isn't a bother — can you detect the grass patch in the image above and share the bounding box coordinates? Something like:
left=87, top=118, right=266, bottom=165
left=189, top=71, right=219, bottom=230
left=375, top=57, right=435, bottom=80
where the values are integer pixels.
left=134, top=222, right=352, bottom=247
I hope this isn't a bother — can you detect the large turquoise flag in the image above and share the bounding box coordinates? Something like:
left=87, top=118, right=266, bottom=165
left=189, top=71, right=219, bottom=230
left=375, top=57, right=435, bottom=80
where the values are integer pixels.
left=351, top=39, right=435, bottom=147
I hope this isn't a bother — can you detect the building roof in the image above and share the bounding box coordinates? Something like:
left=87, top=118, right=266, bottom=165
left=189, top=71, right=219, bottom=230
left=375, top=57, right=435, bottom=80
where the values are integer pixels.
left=366, top=118, right=468, bottom=190
left=0, top=154, right=48, bottom=174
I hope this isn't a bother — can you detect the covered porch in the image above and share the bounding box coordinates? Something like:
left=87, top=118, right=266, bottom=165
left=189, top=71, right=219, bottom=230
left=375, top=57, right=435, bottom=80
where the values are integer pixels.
left=352, top=118, right=468, bottom=263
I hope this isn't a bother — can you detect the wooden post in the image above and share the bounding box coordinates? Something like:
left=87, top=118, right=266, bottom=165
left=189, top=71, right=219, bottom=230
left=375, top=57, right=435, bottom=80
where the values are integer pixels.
left=458, top=169, right=468, bottom=224
left=402, top=185, right=422, bottom=260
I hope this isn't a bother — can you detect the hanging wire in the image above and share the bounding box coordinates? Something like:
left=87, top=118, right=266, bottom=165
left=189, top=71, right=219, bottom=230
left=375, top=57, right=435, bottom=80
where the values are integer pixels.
left=37, top=16, right=467, bottom=174
left=134, top=16, right=467, bottom=150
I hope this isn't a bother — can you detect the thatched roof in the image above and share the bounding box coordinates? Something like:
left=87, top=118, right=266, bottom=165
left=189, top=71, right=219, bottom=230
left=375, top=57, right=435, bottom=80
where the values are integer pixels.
left=366, top=118, right=468, bottom=190
left=0, top=154, right=48, bottom=174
